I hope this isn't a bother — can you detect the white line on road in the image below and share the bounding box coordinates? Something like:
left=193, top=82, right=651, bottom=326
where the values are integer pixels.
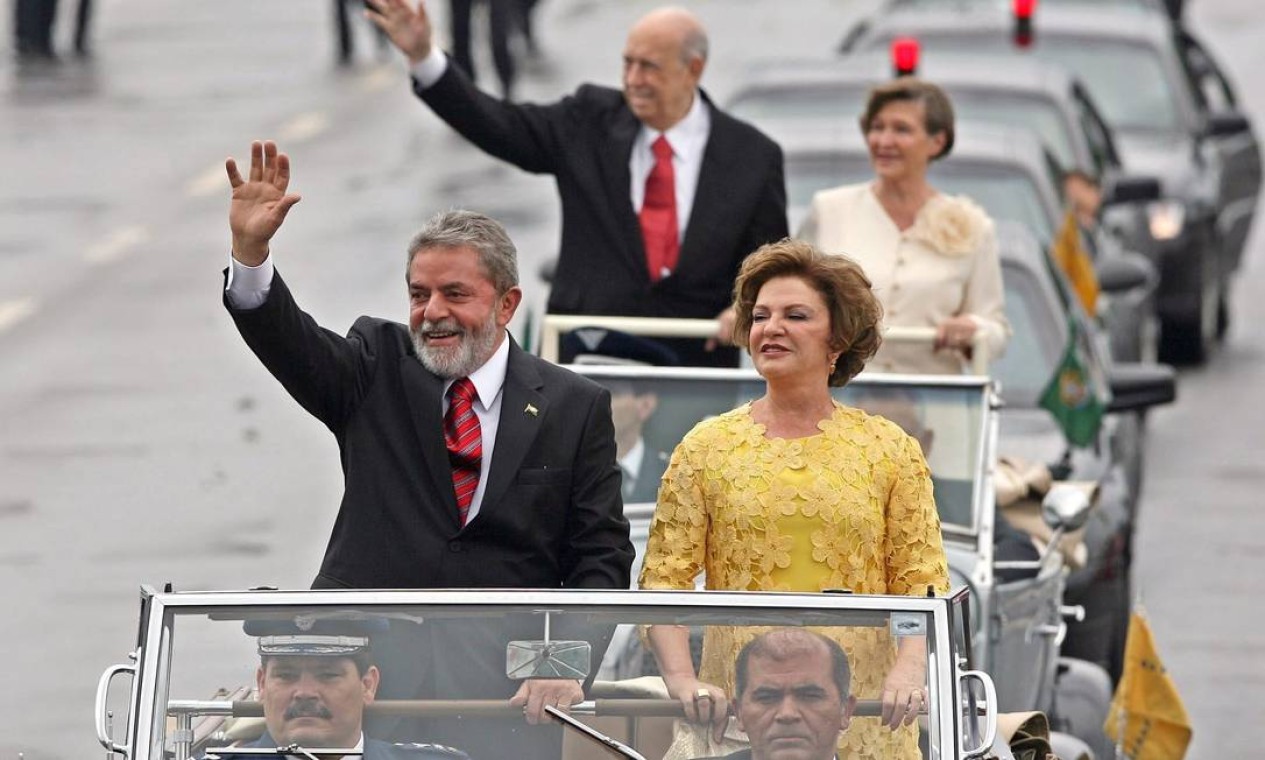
left=84, top=225, right=151, bottom=264
left=279, top=111, right=330, bottom=142
left=0, top=298, right=38, bottom=333
left=186, top=112, right=328, bottom=199
left=187, top=164, right=227, bottom=198
left=359, top=64, right=397, bottom=93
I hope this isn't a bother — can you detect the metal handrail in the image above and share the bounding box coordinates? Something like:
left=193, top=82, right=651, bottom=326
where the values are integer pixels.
left=168, top=697, right=914, bottom=720
left=538, top=314, right=991, bottom=374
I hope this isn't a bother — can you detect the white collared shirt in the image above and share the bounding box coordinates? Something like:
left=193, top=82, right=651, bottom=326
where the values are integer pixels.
left=617, top=436, right=645, bottom=497
left=408, top=46, right=713, bottom=275
left=629, top=92, right=711, bottom=246
left=441, top=336, right=509, bottom=524
left=225, top=254, right=509, bottom=524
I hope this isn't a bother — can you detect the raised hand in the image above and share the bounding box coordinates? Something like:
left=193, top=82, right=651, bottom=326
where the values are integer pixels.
left=225, top=140, right=301, bottom=267
left=364, top=0, right=434, bottom=65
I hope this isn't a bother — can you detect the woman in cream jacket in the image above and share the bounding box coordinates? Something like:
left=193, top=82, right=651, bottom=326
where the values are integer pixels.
left=799, top=78, right=1010, bottom=375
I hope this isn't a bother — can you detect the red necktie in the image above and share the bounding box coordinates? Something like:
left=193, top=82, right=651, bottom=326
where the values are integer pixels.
left=639, top=135, right=678, bottom=282
left=444, top=377, right=482, bottom=526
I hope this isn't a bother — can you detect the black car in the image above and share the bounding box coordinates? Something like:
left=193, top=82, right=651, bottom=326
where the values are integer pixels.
left=841, top=0, right=1261, bottom=363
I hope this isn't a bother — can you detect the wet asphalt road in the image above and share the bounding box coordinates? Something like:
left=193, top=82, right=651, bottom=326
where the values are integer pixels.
left=0, top=0, right=1262, bottom=757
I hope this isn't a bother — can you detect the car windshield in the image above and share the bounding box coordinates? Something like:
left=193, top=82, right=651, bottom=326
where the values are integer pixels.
left=786, top=153, right=1055, bottom=243
left=992, top=261, right=1067, bottom=407
left=134, top=589, right=970, bottom=760
left=904, top=35, right=1182, bottom=132
left=732, top=83, right=1079, bottom=170
left=950, top=90, right=1078, bottom=168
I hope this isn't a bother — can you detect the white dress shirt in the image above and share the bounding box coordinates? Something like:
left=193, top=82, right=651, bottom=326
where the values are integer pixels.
left=410, top=47, right=713, bottom=276
left=629, top=92, right=711, bottom=246
left=225, top=253, right=509, bottom=523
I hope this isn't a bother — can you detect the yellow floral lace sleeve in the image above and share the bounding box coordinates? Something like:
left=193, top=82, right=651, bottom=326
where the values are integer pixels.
left=883, top=426, right=951, bottom=596
left=637, top=412, right=722, bottom=591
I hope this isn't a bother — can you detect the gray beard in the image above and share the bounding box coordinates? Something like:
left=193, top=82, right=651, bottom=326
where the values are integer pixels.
left=411, top=312, right=501, bottom=379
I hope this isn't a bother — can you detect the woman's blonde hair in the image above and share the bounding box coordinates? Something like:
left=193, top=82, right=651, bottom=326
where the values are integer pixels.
left=732, top=239, right=883, bottom=386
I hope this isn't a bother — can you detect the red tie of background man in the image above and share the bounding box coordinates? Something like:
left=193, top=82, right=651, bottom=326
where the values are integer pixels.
left=640, top=135, right=678, bottom=282
left=444, top=377, right=482, bottom=527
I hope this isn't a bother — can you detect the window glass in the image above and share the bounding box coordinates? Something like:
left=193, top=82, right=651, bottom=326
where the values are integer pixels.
left=993, top=263, right=1064, bottom=407
left=905, top=36, right=1183, bottom=132
left=786, top=155, right=1055, bottom=244
left=155, top=598, right=944, bottom=760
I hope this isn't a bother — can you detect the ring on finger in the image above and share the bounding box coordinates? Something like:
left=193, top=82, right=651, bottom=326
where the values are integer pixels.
left=694, top=688, right=712, bottom=702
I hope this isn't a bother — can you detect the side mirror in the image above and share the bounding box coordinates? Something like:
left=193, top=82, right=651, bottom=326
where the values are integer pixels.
left=1041, top=484, right=1094, bottom=533
left=1107, top=362, right=1177, bottom=413
left=1097, top=252, right=1155, bottom=295
left=1205, top=111, right=1251, bottom=138
left=1102, top=176, right=1162, bottom=206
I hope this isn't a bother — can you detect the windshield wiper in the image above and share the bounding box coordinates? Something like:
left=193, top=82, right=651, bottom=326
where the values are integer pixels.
left=544, top=705, right=646, bottom=760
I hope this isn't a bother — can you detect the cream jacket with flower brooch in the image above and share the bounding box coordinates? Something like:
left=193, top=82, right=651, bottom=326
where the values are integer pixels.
left=799, top=182, right=1011, bottom=375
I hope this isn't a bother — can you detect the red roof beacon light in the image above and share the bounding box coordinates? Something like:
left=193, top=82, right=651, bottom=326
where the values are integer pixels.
left=891, top=37, right=920, bottom=77
left=1013, top=0, right=1037, bottom=48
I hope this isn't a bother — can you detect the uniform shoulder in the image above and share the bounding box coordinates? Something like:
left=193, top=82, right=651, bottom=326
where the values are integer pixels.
left=388, top=742, right=470, bottom=760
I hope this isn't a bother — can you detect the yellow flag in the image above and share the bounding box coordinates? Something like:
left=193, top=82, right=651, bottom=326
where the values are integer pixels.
left=1051, top=209, right=1100, bottom=315
left=1104, top=611, right=1192, bottom=760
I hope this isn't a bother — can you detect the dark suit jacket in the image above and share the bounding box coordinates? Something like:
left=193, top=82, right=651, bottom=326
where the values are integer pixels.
left=211, top=731, right=467, bottom=760
left=226, top=272, right=634, bottom=591
left=414, top=61, right=788, bottom=364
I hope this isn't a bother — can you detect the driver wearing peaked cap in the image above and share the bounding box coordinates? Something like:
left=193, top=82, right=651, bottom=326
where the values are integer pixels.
left=213, top=616, right=470, bottom=760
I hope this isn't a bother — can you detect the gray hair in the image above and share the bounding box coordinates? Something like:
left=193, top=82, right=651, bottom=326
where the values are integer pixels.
left=681, top=26, right=708, bottom=64
left=406, top=210, right=519, bottom=294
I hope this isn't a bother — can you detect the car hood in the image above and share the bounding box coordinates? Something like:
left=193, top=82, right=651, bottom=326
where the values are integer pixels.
left=1114, top=131, right=1201, bottom=197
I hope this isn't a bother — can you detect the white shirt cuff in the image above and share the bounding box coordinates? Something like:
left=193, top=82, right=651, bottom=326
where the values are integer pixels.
left=225, top=253, right=274, bottom=309
left=410, top=48, right=449, bottom=89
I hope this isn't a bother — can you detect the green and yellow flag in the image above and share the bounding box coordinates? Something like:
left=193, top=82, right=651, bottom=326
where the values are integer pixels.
left=1038, top=319, right=1105, bottom=447
left=1104, top=610, right=1192, bottom=760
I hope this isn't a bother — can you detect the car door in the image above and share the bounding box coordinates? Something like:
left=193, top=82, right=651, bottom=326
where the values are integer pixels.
left=1178, top=29, right=1261, bottom=272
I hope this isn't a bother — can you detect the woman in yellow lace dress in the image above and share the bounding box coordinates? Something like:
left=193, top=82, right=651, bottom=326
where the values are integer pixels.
left=639, top=239, right=949, bottom=759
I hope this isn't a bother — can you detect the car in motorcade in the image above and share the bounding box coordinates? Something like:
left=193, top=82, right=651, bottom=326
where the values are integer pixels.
left=552, top=218, right=1175, bottom=687
left=565, top=363, right=1110, bottom=757
left=778, top=120, right=1159, bottom=365
left=989, top=221, right=1175, bottom=683
left=838, top=0, right=1263, bottom=363
left=726, top=50, right=1129, bottom=203
left=96, top=586, right=1007, bottom=760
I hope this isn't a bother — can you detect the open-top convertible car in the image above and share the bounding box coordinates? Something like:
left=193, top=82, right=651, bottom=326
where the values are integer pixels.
left=97, top=586, right=1003, bottom=760
left=568, top=366, right=1115, bottom=758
